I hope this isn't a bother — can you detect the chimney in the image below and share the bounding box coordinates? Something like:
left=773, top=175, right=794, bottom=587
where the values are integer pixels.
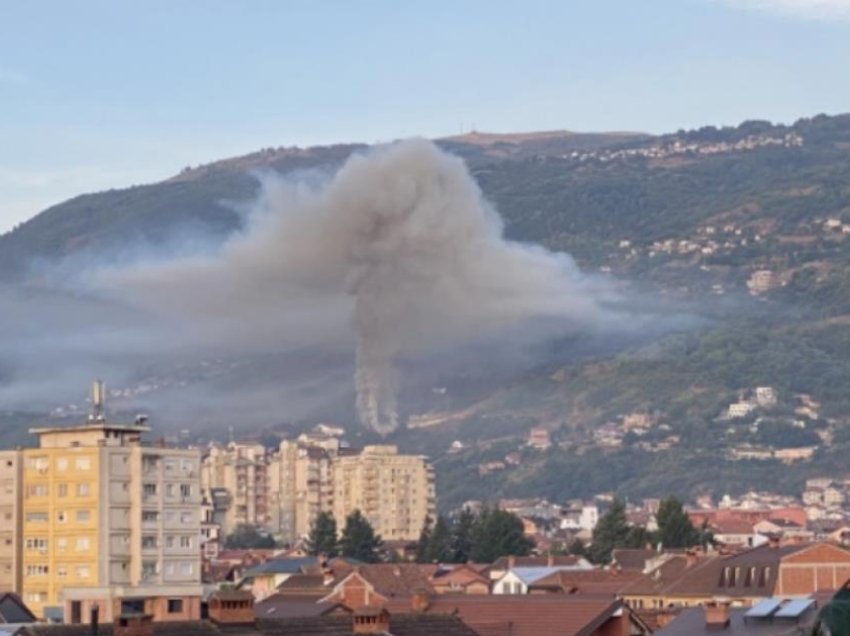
left=90, top=606, right=99, bottom=636
left=768, top=535, right=781, bottom=549
left=704, top=600, right=731, bottom=629
left=507, top=555, right=516, bottom=569
left=410, top=588, right=430, bottom=613
left=686, top=548, right=698, bottom=568
left=353, top=607, right=391, bottom=635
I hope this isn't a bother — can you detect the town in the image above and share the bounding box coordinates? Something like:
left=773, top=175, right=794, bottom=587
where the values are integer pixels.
left=0, top=381, right=849, bottom=635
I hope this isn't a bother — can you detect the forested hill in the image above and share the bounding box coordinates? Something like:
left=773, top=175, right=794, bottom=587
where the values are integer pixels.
left=5, top=113, right=850, bottom=509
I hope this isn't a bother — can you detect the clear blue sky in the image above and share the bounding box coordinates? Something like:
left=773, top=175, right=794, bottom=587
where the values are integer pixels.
left=1, top=0, right=849, bottom=233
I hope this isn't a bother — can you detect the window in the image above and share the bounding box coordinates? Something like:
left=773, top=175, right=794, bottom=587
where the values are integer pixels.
left=180, top=484, right=192, bottom=498
left=75, top=457, right=91, bottom=471
left=167, top=599, right=184, bottom=614
left=57, top=566, right=68, bottom=578
left=179, top=562, right=193, bottom=576
left=57, top=538, right=67, bottom=552
left=143, top=483, right=157, bottom=497
left=166, top=536, right=175, bottom=549
left=180, top=460, right=194, bottom=473
left=180, top=512, right=193, bottom=524
left=179, top=536, right=192, bottom=549
left=57, top=458, right=68, bottom=471
left=75, top=537, right=90, bottom=551
left=142, top=511, right=159, bottom=523
left=76, top=483, right=90, bottom=497
left=25, top=538, right=48, bottom=551
left=165, top=562, right=175, bottom=576
left=142, top=535, right=158, bottom=549
left=57, top=483, right=68, bottom=498
left=165, top=484, right=175, bottom=497
left=26, top=512, right=48, bottom=523
left=25, top=564, right=49, bottom=576
left=75, top=565, right=90, bottom=578
left=76, top=510, right=90, bottom=523
left=25, top=592, right=47, bottom=603
left=57, top=511, right=67, bottom=523
left=26, top=456, right=49, bottom=471
left=25, top=484, right=48, bottom=498
left=142, top=561, right=158, bottom=578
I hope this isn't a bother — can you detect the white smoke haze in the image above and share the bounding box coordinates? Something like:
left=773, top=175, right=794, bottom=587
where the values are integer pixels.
left=89, top=139, right=620, bottom=434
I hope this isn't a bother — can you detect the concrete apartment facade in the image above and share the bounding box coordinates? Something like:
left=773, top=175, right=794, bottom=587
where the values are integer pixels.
left=0, top=450, right=22, bottom=594
left=331, top=445, right=435, bottom=542
left=201, top=442, right=269, bottom=535
left=21, top=421, right=203, bottom=621
left=269, top=434, right=338, bottom=544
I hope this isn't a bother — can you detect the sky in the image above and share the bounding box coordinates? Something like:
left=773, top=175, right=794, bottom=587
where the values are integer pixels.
left=1, top=0, right=850, bottom=234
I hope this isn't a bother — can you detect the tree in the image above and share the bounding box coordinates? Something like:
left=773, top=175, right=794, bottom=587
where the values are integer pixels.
left=655, top=496, right=700, bottom=549
left=425, top=515, right=452, bottom=563
left=415, top=517, right=433, bottom=563
left=470, top=507, right=534, bottom=563
left=340, top=510, right=383, bottom=563
left=224, top=524, right=277, bottom=549
left=450, top=507, right=476, bottom=563
left=567, top=538, right=588, bottom=558
left=589, top=499, right=630, bottom=564
left=305, top=511, right=339, bottom=557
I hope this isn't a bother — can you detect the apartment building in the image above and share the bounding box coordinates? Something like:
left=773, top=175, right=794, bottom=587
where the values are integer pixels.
left=268, top=434, right=338, bottom=544
left=201, top=442, right=269, bottom=535
left=21, top=420, right=203, bottom=621
left=331, top=445, right=435, bottom=542
left=0, top=450, right=22, bottom=593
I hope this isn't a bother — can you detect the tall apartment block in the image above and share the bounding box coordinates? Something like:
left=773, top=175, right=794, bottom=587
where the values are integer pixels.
left=331, top=445, right=435, bottom=542
left=0, top=450, right=22, bottom=593
left=21, top=419, right=203, bottom=622
left=201, top=442, right=269, bottom=535
left=268, top=434, right=339, bottom=544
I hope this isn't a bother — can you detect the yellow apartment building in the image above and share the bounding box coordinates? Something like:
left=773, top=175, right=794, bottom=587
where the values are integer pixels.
left=21, top=419, right=203, bottom=622
left=331, top=445, right=435, bottom=542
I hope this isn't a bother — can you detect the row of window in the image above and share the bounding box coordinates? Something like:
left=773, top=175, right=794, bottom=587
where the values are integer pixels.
left=141, top=510, right=195, bottom=524
left=141, top=535, right=194, bottom=549
left=26, top=456, right=92, bottom=472
left=141, top=561, right=195, bottom=577
left=142, top=483, right=194, bottom=497
left=25, top=483, right=92, bottom=498
left=26, top=509, right=91, bottom=524
left=25, top=536, right=92, bottom=551
left=26, top=564, right=91, bottom=578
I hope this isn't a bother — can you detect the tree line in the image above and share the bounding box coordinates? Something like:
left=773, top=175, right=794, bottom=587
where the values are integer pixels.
left=582, top=496, right=712, bottom=564
left=304, top=506, right=534, bottom=564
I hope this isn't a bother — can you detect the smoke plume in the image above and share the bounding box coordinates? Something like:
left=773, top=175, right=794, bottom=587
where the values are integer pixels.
left=100, top=140, right=615, bottom=433
left=68, top=140, right=617, bottom=434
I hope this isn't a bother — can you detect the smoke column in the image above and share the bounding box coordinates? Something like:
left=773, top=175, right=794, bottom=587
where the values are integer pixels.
left=103, top=139, right=616, bottom=434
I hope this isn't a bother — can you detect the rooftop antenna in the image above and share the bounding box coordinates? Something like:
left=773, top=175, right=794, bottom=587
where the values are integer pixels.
left=90, top=379, right=106, bottom=422
left=228, top=425, right=234, bottom=444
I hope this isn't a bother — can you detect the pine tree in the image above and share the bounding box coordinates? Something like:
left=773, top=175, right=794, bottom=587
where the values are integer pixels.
left=339, top=510, right=383, bottom=563
left=589, top=498, right=630, bottom=564
left=305, top=511, right=339, bottom=557
left=425, top=515, right=452, bottom=563
left=655, top=496, right=700, bottom=549
left=470, top=507, right=534, bottom=563
left=450, top=507, right=476, bottom=563
left=415, top=517, right=433, bottom=563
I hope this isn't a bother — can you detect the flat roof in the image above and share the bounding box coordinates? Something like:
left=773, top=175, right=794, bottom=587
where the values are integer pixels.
left=29, top=422, right=151, bottom=435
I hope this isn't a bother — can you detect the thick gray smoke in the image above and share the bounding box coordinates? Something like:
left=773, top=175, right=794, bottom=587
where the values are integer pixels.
left=95, top=140, right=615, bottom=434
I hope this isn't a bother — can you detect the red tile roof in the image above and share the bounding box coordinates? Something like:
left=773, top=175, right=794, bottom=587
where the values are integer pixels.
left=387, top=594, right=631, bottom=636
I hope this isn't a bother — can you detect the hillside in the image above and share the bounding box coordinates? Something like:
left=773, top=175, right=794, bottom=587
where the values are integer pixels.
left=5, top=113, right=850, bottom=510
